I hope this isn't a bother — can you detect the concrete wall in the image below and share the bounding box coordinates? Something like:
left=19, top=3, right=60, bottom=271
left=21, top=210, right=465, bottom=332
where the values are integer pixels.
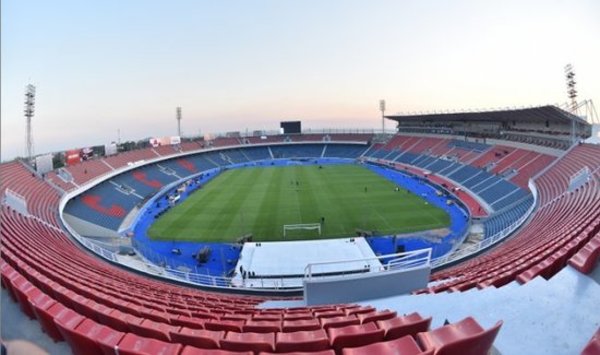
left=303, top=266, right=430, bottom=305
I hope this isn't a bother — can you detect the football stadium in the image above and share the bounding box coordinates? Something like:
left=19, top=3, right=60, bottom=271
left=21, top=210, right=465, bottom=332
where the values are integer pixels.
left=2, top=2, right=600, bottom=355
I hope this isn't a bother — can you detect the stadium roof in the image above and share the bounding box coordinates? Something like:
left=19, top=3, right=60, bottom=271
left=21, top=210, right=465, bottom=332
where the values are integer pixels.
left=386, top=105, right=590, bottom=125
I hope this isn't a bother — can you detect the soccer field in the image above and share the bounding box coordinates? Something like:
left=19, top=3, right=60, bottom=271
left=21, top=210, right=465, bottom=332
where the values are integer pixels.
left=148, top=164, right=450, bottom=242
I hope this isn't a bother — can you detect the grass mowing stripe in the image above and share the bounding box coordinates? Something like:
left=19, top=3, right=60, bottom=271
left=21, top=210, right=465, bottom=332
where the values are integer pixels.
left=148, top=164, right=450, bottom=241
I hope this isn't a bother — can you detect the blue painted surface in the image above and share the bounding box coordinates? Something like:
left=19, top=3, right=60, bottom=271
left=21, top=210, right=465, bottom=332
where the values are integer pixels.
left=131, top=160, right=468, bottom=281
left=364, top=165, right=469, bottom=260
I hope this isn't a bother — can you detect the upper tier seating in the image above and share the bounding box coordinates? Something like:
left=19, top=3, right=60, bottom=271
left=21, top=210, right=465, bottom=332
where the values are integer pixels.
left=103, top=148, right=158, bottom=170
left=270, top=144, right=325, bottom=159
left=424, top=144, right=600, bottom=293
left=0, top=205, right=502, bottom=354
left=0, top=162, right=61, bottom=227
left=483, top=196, right=533, bottom=239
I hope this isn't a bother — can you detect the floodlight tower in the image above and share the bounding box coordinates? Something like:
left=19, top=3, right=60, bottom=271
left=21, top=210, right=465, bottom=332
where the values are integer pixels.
left=24, top=84, right=36, bottom=162
left=176, top=107, right=182, bottom=137
left=565, top=64, right=578, bottom=143
left=379, top=99, right=386, bottom=134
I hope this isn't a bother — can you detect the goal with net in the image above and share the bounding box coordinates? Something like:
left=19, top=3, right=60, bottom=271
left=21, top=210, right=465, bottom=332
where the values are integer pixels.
left=283, top=223, right=322, bottom=238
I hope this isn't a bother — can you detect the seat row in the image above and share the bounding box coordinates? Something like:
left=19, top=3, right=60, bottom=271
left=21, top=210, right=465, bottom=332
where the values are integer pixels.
left=420, top=144, right=600, bottom=292
left=2, top=259, right=501, bottom=355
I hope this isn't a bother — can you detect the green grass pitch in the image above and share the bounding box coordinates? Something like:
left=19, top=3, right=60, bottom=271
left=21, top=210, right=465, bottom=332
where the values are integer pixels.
left=148, top=164, right=450, bottom=242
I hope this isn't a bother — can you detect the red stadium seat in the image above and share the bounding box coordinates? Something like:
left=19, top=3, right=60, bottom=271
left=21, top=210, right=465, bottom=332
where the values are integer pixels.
left=320, top=315, right=361, bottom=330
left=30, top=302, right=71, bottom=342
left=314, top=309, right=346, bottom=319
left=581, top=327, right=600, bottom=355
left=345, top=306, right=376, bottom=316
left=342, top=335, right=433, bottom=355
left=376, top=312, right=432, bottom=340
left=283, top=312, right=314, bottom=321
left=259, top=351, right=335, bottom=355
left=568, top=232, right=600, bottom=274
left=328, top=322, right=385, bottom=352
left=205, top=319, right=245, bottom=332
left=114, top=333, right=182, bottom=355
left=10, top=276, right=40, bottom=319
left=357, top=309, right=397, bottom=324
left=169, top=327, right=224, bottom=349
left=282, top=318, right=322, bottom=332
left=170, top=315, right=206, bottom=329
left=220, top=331, right=276, bottom=353
left=275, top=329, right=330, bottom=353
left=56, top=317, right=124, bottom=355
left=128, top=318, right=180, bottom=342
left=96, top=308, right=131, bottom=333
left=243, top=319, right=282, bottom=333
left=180, top=345, right=252, bottom=355
left=417, top=317, right=502, bottom=355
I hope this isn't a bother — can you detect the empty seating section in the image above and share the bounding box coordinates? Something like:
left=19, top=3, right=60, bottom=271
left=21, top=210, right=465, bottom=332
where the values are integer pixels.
left=46, top=171, right=79, bottom=191
left=509, top=153, right=555, bottom=188
left=470, top=146, right=514, bottom=168
left=112, top=165, right=177, bottom=197
left=64, top=183, right=139, bottom=231
left=0, top=221, right=502, bottom=354
left=448, top=139, right=490, bottom=153
left=103, top=148, right=158, bottom=169
left=490, top=149, right=531, bottom=174
left=0, top=162, right=60, bottom=227
left=153, top=145, right=178, bottom=156
left=362, top=136, right=541, bottom=212
left=45, top=143, right=374, bottom=231
left=323, top=144, right=368, bottom=158
left=157, top=158, right=200, bottom=177
left=536, top=144, right=600, bottom=206
left=221, top=149, right=251, bottom=164
left=270, top=144, right=324, bottom=159
left=212, top=137, right=241, bottom=147
left=65, top=159, right=114, bottom=186
left=180, top=141, right=204, bottom=152
left=424, top=144, right=600, bottom=293
left=568, top=229, right=600, bottom=274
left=241, top=146, right=272, bottom=161
left=329, top=133, right=373, bottom=142
left=293, top=134, right=326, bottom=142
left=247, top=135, right=286, bottom=144
left=5, top=136, right=600, bottom=354
left=483, top=197, right=533, bottom=238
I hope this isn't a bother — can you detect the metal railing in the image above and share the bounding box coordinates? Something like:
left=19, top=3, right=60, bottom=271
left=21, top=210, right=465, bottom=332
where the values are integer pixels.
left=56, top=139, right=535, bottom=291
left=304, top=248, right=432, bottom=280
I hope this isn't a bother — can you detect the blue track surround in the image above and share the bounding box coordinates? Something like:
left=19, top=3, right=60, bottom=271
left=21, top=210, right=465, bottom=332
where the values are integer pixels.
left=130, top=158, right=469, bottom=283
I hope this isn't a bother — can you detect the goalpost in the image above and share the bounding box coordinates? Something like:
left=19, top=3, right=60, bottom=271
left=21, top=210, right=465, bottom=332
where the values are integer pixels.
left=283, top=223, right=322, bottom=238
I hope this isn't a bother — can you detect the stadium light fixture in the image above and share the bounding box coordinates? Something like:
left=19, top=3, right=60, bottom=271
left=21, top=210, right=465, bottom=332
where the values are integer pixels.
left=379, top=100, right=386, bottom=134
left=176, top=107, right=182, bottom=137
left=24, top=84, right=36, bottom=162
left=565, top=64, right=579, bottom=144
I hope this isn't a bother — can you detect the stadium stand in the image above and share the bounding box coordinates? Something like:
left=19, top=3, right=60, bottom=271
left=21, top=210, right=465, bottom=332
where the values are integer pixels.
left=483, top=196, right=533, bottom=239
left=212, top=137, right=241, bottom=147
left=3, top=129, right=599, bottom=354
left=425, top=143, right=600, bottom=292
left=103, top=148, right=158, bottom=170
left=0, top=207, right=502, bottom=353
left=64, top=183, right=139, bottom=230
left=0, top=161, right=61, bottom=226
left=270, top=144, right=325, bottom=159
left=153, top=145, right=178, bottom=156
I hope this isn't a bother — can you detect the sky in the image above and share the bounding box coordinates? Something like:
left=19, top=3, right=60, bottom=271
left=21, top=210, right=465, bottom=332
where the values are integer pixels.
left=1, top=0, right=599, bottom=161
